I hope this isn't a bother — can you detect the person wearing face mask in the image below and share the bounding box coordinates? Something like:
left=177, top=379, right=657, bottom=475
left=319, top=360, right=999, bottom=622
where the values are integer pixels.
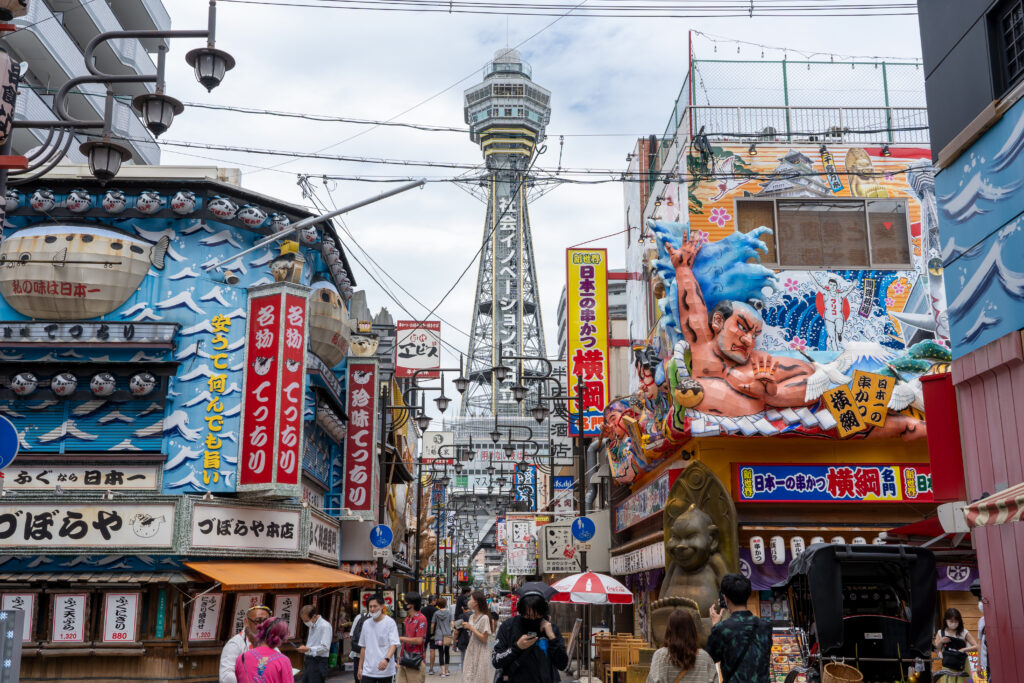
left=933, top=607, right=978, bottom=682
left=298, top=604, right=332, bottom=683
left=492, top=591, right=568, bottom=683
left=359, top=595, right=401, bottom=683
left=220, top=605, right=273, bottom=683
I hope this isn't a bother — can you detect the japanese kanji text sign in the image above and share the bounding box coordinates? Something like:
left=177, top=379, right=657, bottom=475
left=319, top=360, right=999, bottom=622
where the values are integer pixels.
left=734, top=463, right=934, bottom=502
left=850, top=371, right=895, bottom=427
left=190, top=502, right=302, bottom=554
left=395, top=320, right=441, bottom=378
left=274, top=594, right=301, bottom=637
left=51, top=594, right=86, bottom=643
left=822, top=384, right=868, bottom=437
left=2, top=593, right=35, bottom=642
left=102, top=592, right=140, bottom=643
left=7, top=465, right=159, bottom=491
left=231, top=593, right=265, bottom=635
left=309, top=511, right=340, bottom=565
left=565, top=249, right=609, bottom=436
left=343, top=360, right=379, bottom=521
left=237, top=282, right=309, bottom=497
left=188, top=593, right=224, bottom=642
left=0, top=503, right=175, bottom=551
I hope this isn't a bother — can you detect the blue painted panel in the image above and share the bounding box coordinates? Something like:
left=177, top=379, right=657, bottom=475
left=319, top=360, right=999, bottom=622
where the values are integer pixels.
left=935, top=98, right=1024, bottom=356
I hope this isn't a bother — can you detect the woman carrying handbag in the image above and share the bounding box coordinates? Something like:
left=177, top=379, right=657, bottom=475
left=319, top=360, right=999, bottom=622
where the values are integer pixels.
left=432, top=596, right=454, bottom=677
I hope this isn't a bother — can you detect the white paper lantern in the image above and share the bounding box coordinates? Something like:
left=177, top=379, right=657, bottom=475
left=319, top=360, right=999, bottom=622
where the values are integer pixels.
left=811, top=536, right=825, bottom=545
left=873, top=535, right=887, bottom=545
left=10, top=371, right=37, bottom=396
left=129, top=372, right=157, bottom=397
left=852, top=536, right=867, bottom=545
left=790, top=536, right=806, bottom=558
left=750, top=536, right=766, bottom=565
left=769, top=536, right=786, bottom=564
left=89, top=372, right=116, bottom=397
left=831, top=536, right=846, bottom=545
left=51, top=372, right=77, bottom=397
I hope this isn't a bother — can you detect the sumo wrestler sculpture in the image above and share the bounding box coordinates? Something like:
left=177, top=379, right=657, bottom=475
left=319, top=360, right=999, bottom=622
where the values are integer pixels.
left=650, top=461, right=737, bottom=643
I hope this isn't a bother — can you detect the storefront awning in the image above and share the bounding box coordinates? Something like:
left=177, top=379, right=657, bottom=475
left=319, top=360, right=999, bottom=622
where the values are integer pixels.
left=184, top=561, right=380, bottom=591
left=964, top=481, right=1024, bottom=527
left=887, top=517, right=944, bottom=538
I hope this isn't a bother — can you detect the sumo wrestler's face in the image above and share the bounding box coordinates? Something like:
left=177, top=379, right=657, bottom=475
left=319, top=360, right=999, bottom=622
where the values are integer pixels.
left=667, top=509, right=718, bottom=572
left=713, top=304, right=762, bottom=365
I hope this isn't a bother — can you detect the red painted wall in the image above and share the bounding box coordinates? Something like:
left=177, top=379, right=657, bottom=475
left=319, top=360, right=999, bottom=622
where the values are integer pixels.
left=952, top=331, right=1024, bottom=680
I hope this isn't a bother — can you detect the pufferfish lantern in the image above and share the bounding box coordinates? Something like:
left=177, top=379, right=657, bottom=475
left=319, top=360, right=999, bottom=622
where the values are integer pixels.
left=30, top=189, right=55, bottom=213
left=170, top=190, right=197, bottom=215
left=129, top=372, right=157, bottom=397
left=269, top=212, right=291, bottom=233
left=51, top=372, right=78, bottom=398
left=207, top=196, right=238, bottom=220
left=3, top=189, right=18, bottom=213
left=299, top=224, right=318, bottom=245
left=9, top=372, right=37, bottom=397
left=65, top=188, right=92, bottom=213
left=237, top=204, right=268, bottom=228
left=89, top=372, right=117, bottom=397
left=135, top=190, right=164, bottom=215
left=101, top=189, right=128, bottom=214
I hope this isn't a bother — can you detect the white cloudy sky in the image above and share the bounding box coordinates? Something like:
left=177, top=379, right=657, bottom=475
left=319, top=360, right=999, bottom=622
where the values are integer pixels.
left=161, top=1, right=924, bottom=375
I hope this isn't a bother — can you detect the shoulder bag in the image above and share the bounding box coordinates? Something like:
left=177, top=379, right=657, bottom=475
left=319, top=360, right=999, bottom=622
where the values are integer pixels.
left=400, top=617, right=424, bottom=669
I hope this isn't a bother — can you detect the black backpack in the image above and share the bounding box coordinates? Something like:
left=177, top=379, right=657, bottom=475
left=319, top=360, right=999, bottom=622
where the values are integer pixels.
left=352, top=613, right=368, bottom=651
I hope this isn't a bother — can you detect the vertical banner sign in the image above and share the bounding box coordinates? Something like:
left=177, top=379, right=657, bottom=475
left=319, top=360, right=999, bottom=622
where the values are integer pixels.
left=231, top=593, right=265, bottom=635
left=51, top=594, right=87, bottom=643
left=565, top=249, right=609, bottom=436
left=344, top=360, right=379, bottom=521
left=2, top=593, right=35, bottom=642
left=274, top=594, right=301, bottom=638
left=237, top=282, right=309, bottom=497
left=395, top=320, right=442, bottom=378
left=514, top=464, right=538, bottom=511
left=188, top=593, right=224, bottom=642
left=102, top=592, right=140, bottom=643
left=820, top=149, right=844, bottom=193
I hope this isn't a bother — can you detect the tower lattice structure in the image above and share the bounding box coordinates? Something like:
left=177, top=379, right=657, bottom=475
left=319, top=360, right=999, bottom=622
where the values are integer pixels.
left=460, top=49, right=551, bottom=418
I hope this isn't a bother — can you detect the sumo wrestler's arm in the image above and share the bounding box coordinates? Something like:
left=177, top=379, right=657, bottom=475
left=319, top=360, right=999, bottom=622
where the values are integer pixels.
left=725, top=352, right=816, bottom=406
left=669, top=234, right=714, bottom=345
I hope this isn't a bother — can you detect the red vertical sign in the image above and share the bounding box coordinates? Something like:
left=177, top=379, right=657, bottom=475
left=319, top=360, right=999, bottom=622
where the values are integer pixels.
left=276, top=293, right=308, bottom=486
left=237, top=282, right=309, bottom=497
left=343, top=361, right=378, bottom=520
left=239, top=291, right=282, bottom=487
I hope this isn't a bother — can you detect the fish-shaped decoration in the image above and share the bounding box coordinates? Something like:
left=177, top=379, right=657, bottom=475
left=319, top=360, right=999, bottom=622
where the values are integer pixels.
left=102, top=189, right=127, bottom=214
left=51, top=372, right=77, bottom=398
left=237, top=204, right=268, bottom=228
left=207, top=196, right=238, bottom=220
left=4, top=189, right=18, bottom=213
left=170, top=190, right=197, bottom=215
left=308, top=280, right=350, bottom=366
left=136, top=190, right=165, bottom=215
left=89, top=372, right=116, bottom=397
left=65, top=188, right=92, bottom=213
left=300, top=225, right=318, bottom=244
left=10, top=372, right=37, bottom=396
left=30, top=189, right=55, bottom=212
left=129, top=372, right=156, bottom=397
left=0, top=225, right=170, bottom=319
left=269, top=213, right=291, bottom=232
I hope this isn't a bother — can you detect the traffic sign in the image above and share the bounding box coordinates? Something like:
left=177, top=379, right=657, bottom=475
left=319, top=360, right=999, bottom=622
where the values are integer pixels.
left=571, top=516, right=595, bottom=543
left=370, top=525, right=394, bottom=549
left=0, top=416, right=18, bottom=470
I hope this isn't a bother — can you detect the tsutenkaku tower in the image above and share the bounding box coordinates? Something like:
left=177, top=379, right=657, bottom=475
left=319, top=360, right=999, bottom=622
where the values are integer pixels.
left=461, top=48, right=551, bottom=417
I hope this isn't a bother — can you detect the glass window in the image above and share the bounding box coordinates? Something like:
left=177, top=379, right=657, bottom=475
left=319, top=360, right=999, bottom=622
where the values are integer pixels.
left=867, top=199, right=910, bottom=265
left=735, top=200, right=777, bottom=263
left=776, top=201, right=826, bottom=267
left=819, top=201, right=869, bottom=267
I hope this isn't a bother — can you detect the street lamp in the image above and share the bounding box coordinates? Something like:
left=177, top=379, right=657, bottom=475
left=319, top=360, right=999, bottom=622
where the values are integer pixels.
left=185, top=45, right=236, bottom=92
left=132, top=92, right=183, bottom=137
left=511, top=383, right=528, bottom=403
left=415, top=413, right=432, bottom=432
left=531, top=403, right=550, bottom=424
left=434, top=375, right=451, bottom=414
left=80, top=138, right=132, bottom=182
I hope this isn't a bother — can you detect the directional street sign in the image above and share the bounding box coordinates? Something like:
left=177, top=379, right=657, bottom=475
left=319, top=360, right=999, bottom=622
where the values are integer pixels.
left=370, top=524, right=394, bottom=549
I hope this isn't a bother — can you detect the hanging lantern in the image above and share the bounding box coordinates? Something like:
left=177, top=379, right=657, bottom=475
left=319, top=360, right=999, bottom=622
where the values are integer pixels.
left=340, top=562, right=352, bottom=573
left=790, top=536, right=806, bottom=559
left=769, top=536, right=786, bottom=565
left=10, top=372, right=37, bottom=396
left=0, top=48, right=18, bottom=148
left=810, top=536, right=825, bottom=546
left=102, top=189, right=127, bottom=214
left=750, top=536, right=766, bottom=565
left=207, top=196, right=238, bottom=220
left=830, top=536, right=846, bottom=545
left=237, top=204, right=268, bottom=228
left=308, top=281, right=350, bottom=367
left=89, top=372, right=116, bottom=397
left=170, top=190, right=197, bottom=215
left=30, top=189, right=55, bottom=212
left=129, top=372, right=157, bottom=397
left=51, top=372, right=78, bottom=398
left=135, top=190, right=165, bottom=215
left=873, top=535, right=887, bottom=545
left=852, top=537, right=867, bottom=545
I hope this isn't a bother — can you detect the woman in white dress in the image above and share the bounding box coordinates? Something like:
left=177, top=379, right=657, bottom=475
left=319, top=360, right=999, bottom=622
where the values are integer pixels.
left=459, top=590, right=493, bottom=683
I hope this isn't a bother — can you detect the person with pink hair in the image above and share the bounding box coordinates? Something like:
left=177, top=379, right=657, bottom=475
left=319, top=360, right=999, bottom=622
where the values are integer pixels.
left=235, top=617, right=295, bottom=683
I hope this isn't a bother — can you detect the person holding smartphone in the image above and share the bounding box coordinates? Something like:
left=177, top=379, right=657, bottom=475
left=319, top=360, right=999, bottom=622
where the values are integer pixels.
left=492, top=590, right=567, bottom=683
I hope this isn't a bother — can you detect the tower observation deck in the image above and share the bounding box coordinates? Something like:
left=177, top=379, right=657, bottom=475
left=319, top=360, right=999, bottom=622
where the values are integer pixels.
left=460, top=49, right=551, bottom=418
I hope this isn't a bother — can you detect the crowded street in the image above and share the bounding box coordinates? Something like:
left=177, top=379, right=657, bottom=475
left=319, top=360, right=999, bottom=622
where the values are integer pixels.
left=0, top=1, right=1018, bottom=682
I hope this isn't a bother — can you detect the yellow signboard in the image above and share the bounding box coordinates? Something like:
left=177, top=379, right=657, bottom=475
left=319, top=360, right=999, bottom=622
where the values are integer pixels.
left=850, top=371, right=895, bottom=427
left=565, top=248, right=609, bottom=437
left=822, top=384, right=868, bottom=438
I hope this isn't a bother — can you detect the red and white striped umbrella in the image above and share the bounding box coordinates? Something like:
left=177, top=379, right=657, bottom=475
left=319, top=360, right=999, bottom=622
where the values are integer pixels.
left=549, top=571, right=634, bottom=605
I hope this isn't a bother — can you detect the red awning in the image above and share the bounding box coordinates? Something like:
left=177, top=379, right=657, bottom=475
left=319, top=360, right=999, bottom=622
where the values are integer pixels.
left=887, top=517, right=944, bottom=538
left=964, top=481, right=1024, bottom=528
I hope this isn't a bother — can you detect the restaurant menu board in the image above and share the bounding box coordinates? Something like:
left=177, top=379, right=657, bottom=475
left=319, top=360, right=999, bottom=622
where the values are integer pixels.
left=1, top=593, right=35, bottom=642
left=51, top=594, right=87, bottom=643
left=188, top=593, right=224, bottom=642
left=770, top=629, right=805, bottom=683
left=102, top=593, right=140, bottom=643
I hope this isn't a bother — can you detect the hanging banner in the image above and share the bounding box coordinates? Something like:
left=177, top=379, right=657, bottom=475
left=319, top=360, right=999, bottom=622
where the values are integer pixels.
left=553, top=476, right=576, bottom=516
left=565, top=249, right=609, bottom=436
left=102, top=592, right=141, bottom=643
left=343, top=360, right=379, bottom=521
left=395, top=320, right=441, bottom=378
left=514, top=464, right=537, bottom=512
left=273, top=593, right=301, bottom=638
left=51, top=594, right=87, bottom=643
left=237, top=282, right=310, bottom=498
left=734, top=463, right=934, bottom=503
left=507, top=518, right=537, bottom=575
left=422, top=430, right=455, bottom=464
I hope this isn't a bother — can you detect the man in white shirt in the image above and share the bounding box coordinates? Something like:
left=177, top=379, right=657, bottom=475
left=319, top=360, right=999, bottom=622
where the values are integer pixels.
left=219, top=604, right=272, bottom=683
left=359, top=595, right=401, bottom=683
left=299, top=604, right=333, bottom=683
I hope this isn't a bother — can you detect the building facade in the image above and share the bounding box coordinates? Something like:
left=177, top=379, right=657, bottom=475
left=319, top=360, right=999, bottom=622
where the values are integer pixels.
left=917, top=1, right=1024, bottom=679
left=0, top=171, right=390, bottom=679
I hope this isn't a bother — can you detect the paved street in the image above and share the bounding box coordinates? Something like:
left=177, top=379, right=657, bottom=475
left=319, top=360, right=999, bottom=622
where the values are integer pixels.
left=327, top=654, right=468, bottom=683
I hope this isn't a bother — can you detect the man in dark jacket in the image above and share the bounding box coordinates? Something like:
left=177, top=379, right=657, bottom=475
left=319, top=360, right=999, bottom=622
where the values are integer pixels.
left=707, top=573, right=772, bottom=683
left=492, top=592, right=568, bottom=683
